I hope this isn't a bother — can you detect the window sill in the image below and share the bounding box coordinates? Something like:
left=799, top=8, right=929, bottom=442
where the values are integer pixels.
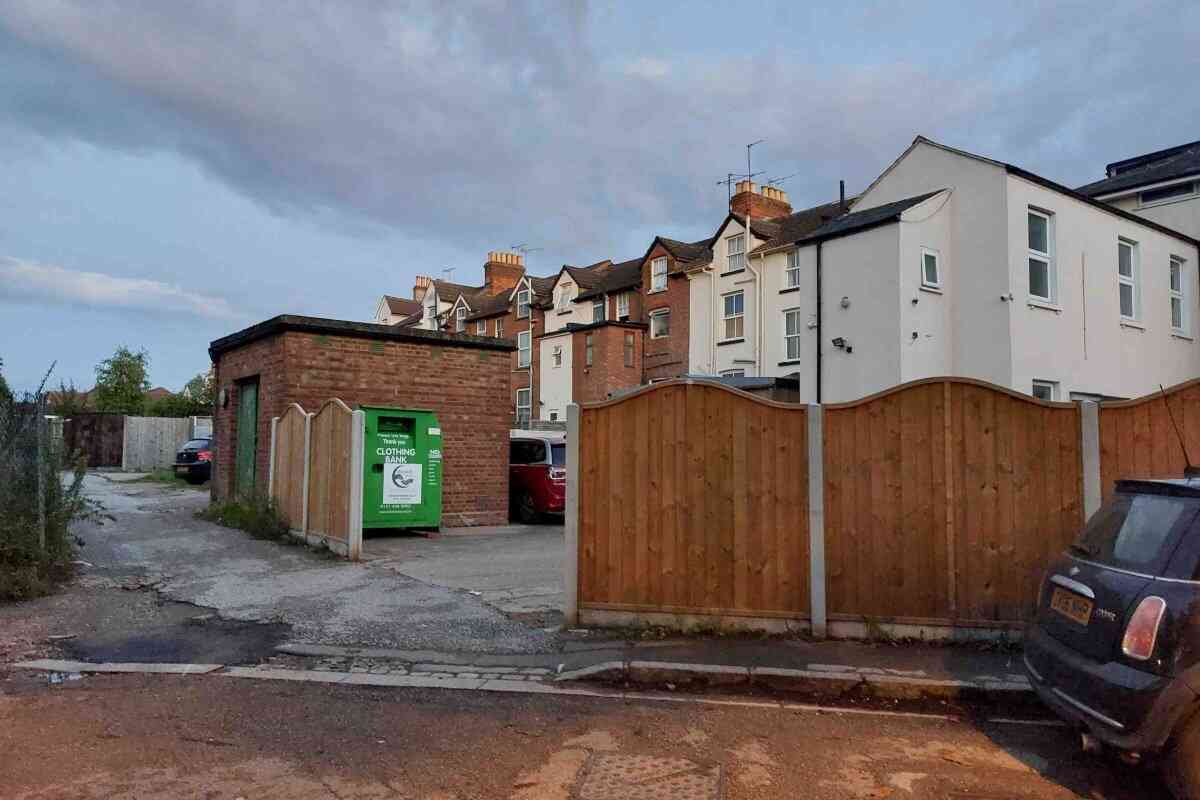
left=719, top=269, right=745, bottom=278
left=513, top=367, right=531, bottom=372
left=1172, top=331, right=1194, bottom=341
left=1027, top=299, right=1062, bottom=313
left=919, top=285, right=943, bottom=295
left=716, top=338, right=745, bottom=347
left=778, top=359, right=802, bottom=367
left=647, top=287, right=668, bottom=295
left=779, top=286, right=801, bottom=295
left=650, top=334, right=670, bottom=340
left=556, top=309, right=572, bottom=316
left=1120, top=319, right=1146, bottom=331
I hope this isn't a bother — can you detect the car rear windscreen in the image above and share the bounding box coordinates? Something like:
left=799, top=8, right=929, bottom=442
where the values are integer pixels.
left=1073, top=492, right=1198, bottom=575
left=182, top=439, right=210, bottom=449
left=551, top=443, right=566, bottom=466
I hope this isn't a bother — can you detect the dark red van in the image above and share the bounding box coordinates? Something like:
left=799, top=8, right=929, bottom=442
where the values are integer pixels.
left=509, top=432, right=566, bottom=523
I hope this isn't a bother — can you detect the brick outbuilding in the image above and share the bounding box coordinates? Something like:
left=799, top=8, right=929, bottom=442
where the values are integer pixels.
left=208, top=315, right=515, bottom=527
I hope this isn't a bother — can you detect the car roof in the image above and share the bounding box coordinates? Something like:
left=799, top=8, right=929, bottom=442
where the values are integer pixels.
left=1114, top=477, right=1200, bottom=498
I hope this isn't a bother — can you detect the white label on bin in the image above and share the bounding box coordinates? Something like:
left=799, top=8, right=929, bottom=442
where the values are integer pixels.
left=383, top=461, right=422, bottom=505
left=428, top=427, right=441, bottom=436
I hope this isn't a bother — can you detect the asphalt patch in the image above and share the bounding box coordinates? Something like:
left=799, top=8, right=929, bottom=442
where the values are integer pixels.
left=60, top=600, right=289, bottom=666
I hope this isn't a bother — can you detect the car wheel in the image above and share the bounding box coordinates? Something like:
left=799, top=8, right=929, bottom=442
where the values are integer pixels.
left=517, top=493, right=539, bottom=524
left=1166, top=714, right=1200, bottom=799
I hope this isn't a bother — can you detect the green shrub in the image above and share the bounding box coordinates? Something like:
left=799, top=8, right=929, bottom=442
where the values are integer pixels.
left=198, top=494, right=290, bottom=541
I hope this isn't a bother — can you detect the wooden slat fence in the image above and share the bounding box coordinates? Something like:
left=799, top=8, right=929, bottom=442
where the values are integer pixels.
left=307, top=399, right=354, bottom=548
left=1099, top=377, right=1200, bottom=504
left=578, top=381, right=810, bottom=620
left=823, top=379, right=1081, bottom=628
left=121, top=416, right=192, bottom=471
left=270, top=403, right=309, bottom=530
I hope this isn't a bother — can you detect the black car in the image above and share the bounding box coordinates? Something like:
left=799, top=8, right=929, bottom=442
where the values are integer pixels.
left=1024, top=478, right=1200, bottom=796
left=174, top=438, right=212, bottom=484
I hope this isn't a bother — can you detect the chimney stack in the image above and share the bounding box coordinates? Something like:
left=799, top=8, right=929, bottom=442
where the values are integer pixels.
left=730, top=180, right=792, bottom=220
left=413, top=275, right=433, bottom=301
left=483, top=250, right=526, bottom=295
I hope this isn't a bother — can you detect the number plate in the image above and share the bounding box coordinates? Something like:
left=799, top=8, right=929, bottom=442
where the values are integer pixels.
left=1050, top=587, right=1093, bottom=626
left=174, top=466, right=188, bottom=475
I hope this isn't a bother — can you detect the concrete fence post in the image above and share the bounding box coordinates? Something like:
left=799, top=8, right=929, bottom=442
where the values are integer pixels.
left=268, top=416, right=279, bottom=500
left=563, top=403, right=581, bottom=626
left=807, top=404, right=827, bottom=639
left=347, top=409, right=365, bottom=561
left=1080, top=400, right=1102, bottom=522
left=301, top=412, right=312, bottom=535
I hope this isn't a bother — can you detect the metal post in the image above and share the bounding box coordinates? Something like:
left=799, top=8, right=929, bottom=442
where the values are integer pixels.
left=1081, top=401, right=1102, bottom=521
left=807, top=404, right=827, bottom=638
left=347, top=409, right=365, bottom=560
left=563, top=403, right=581, bottom=626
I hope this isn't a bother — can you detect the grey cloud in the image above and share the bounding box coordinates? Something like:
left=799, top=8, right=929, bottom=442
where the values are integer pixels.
left=1, top=0, right=1197, bottom=271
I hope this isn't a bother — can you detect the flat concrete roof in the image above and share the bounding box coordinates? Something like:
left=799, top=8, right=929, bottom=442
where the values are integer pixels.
left=209, top=314, right=516, bottom=359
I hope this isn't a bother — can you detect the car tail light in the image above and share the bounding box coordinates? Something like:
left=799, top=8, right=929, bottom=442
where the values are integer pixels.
left=549, top=467, right=566, bottom=481
left=1121, top=596, right=1166, bottom=661
left=197, top=450, right=212, bottom=462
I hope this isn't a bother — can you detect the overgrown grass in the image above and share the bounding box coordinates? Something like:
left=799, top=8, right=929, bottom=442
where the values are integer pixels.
left=197, top=494, right=290, bottom=541
left=138, top=467, right=190, bottom=485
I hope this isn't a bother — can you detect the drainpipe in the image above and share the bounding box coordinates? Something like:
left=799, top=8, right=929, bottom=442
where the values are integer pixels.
left=745, top=250, right=764, bottom=376
left=816, top=240, right=823, bottom=403
left=706, top=264, right=718, bottom=372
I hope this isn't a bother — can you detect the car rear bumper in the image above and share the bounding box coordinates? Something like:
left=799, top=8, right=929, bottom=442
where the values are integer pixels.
left=173, top=462, right=211, bottom=478
left=1024, top=622, right=1194, bottom=752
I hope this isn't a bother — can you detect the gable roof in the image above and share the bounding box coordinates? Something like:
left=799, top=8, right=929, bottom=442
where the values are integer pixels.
left=560, top=260, right=611, bottom=292
left=643, top=236, right=714, bottom=273
left=464, top=292, right=511, bottom=322
left=432, top=278, right=487, bottom=304
left=575, top=258, right=643, bottom=300
left=1076, top=140, right=1200, bottom=198
left=862, top=135, right=1200, bottom=247
left=382, top=295, right=421, bottom=316
left=753, top=191, right=944, bottom=255
left=749, top=198, right=856, bottom=255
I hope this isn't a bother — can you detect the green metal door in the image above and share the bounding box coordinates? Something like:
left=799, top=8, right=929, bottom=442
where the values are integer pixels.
left=235, top=380, right=259, bottom=497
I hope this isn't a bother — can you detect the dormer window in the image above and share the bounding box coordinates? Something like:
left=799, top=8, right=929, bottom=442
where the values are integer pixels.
left=516, top=288, right=530, bottom=319
left=455, top=305, right=467, bottom=332
left=557, top=282, right=573, bottom=311
left=651, top=257, right=668, bottom=292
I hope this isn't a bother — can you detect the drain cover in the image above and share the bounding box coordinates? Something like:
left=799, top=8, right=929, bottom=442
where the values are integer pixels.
left=577, top=754, right=721, bottom=800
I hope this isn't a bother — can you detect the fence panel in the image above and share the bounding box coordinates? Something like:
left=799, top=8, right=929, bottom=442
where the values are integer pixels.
left=1099, top=378, right=1200, bottom=504
left=307, top=399, right=354, bottom=546
left=121, top=416, right=192, bottom=471
left=578, top=381, right=810, bottom=620
left=271, top=403, right=309, bottom=530
left=62, top=413, right=124, bottom=467
left=823, top=378, right=1081, bottom=627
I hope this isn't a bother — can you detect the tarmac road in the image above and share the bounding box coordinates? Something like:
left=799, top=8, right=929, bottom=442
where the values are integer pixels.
left=0, top=670, right=1170, bottom=799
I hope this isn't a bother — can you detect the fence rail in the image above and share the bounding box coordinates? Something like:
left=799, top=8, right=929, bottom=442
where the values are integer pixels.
left=569, top=375, right=1197, bottom=638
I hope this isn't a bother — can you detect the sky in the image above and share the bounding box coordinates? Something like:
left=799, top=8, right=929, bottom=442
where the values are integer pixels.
left=1, top=0, right=1198, bottom=392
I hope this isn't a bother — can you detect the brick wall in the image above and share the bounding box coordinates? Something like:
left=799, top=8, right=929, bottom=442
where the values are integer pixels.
left=572, top=324, right=645, bottom=404
left=211, top=326, right=513, bottom=527
left=641, top=244, right=691, bottom=382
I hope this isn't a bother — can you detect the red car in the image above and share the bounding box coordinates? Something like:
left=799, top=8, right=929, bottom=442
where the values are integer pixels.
left=509, top=432, right=566, bottom=523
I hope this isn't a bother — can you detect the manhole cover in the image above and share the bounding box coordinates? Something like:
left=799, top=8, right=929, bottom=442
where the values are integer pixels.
left=577, top=754, right=721, bottom=800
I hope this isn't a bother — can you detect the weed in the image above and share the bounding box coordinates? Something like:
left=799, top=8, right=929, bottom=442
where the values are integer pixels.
left=197, top=494, right=290, bottom=541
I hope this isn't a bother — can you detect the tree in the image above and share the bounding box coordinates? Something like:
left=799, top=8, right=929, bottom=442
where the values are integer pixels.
left=0, top=357, right=10, bottom=407
left=49, top=380, right=88, bottom=416
left=93, top=346, right=149, bottom=414
left=181, top=369, right=215, bottom=408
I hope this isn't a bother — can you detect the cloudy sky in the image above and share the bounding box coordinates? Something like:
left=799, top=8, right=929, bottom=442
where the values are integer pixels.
left=2, top=1, right=1198, bottom=391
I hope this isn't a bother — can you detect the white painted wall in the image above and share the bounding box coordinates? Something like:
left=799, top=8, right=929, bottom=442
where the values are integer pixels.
left=1006, top=173, right=1200, bottom=399
left=1106, top=190, right=1200, bottom=241
left=545, top=274, right=585, bottom=333
left=897, top=193, right=954, bottom=382
left=539, top=332, right=573, bottom=421
left=695, top=218, right=768, bottom=376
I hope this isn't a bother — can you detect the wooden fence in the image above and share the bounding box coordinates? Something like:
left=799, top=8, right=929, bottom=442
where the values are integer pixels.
left=577, top=382, right=810, bottom=621
left=568, top=375, right=1194, bottom=637
left=62, top=413, right=124, bottom=468
left=121, top=417, right=191, bottom=472
left=268, top=399, right=364, bottom=559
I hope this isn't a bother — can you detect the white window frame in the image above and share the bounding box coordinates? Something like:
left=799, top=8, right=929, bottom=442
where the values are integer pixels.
left=651, top=257, right=668, bottom=292
left=785, top=249, right=801, bottom=288
left=726, top=234, right=745, bottom=273
left=649, top=308, right=670, bottom=339
left=557, top=281, right=573, bottom=311
left=783, top=308, right=802, bottom=362
left=517, top=330, right=530, bottom=367
left=1027, top=209, right=1055, bottom=303
left=720, top=369, right=746, bottom=378
left=617, top=292, right=630, bottom=319
left=722, top=290, right=745, bottom=341
left=495, top=318, right=504, bottom=338
left=920, top=247, right=941, bottom=290
left=455, top=305, right=467, bottom=332
left=1170, top=255, right=1188, bottom=335
left=475, top=320, right=485, bottom=335
left=623, top=332, right=635, bottom=367
left=592, top=297, right=605, bottom=322
left=515, top=388, right=531, bottom=427
left=1139, top=180, right=1198, bottom=208
left=1031, top=380, right=1059, bottom=402
left=1118, top=237, right=1140, bottom=322
left=584, top=334, right=594, bottom=367
left=516, top=288, right=530, bottom=319
left=552, top=344, right=563, bottom=367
